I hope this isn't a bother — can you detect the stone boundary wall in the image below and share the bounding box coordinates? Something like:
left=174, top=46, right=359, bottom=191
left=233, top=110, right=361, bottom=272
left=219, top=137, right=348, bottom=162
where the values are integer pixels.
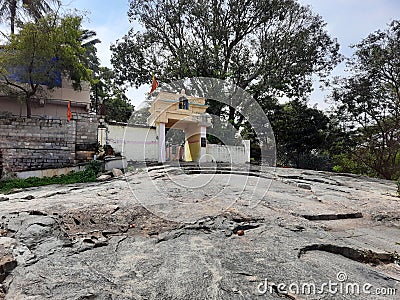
left=76, top=114, right=100, bottom=150
left=0, top=114, right=99, bottom=177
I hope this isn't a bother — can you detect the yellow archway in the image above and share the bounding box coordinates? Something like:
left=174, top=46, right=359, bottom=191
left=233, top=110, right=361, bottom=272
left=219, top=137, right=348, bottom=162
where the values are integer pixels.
left=147, top=91, right=212, bottom=162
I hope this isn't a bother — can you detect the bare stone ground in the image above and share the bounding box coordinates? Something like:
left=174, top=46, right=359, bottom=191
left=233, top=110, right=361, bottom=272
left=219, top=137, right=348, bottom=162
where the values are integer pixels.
left=0, top=165, right=399, bottom=299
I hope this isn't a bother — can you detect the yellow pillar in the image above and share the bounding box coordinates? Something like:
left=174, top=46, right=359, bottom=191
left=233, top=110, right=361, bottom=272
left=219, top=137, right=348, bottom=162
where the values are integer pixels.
left=184, top=126, right=201, bottom=162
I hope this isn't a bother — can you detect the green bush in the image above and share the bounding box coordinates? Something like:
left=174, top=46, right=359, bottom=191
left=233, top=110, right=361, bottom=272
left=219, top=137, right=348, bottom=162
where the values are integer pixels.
left=277, top=152, right=333, bottom=171
left=297, top=153, right=333, bottom=171
left=85, top=160, right=103, bottom=175
left=0, top=161, right=103, bottom=194
left=332, top=153, right=371, bottom=175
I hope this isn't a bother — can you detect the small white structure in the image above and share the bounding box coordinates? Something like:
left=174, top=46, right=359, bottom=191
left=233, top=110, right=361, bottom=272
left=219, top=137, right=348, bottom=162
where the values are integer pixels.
left=106, top=123, right=158, bottom=162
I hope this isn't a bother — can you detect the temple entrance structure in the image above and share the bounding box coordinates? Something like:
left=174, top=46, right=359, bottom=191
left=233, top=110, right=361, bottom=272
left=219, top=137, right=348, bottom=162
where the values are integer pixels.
left=147, top=91, right=212, bottom=163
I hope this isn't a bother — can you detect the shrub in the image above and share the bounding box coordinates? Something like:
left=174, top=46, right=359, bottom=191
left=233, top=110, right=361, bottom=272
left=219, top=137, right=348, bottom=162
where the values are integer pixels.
left=332, top=153, right=371, bottom=175
left=85, top=160, right=103, bottom=175
left=0, top=161, right=103, bottom=194
left=296, top=153, right=333, bottom=171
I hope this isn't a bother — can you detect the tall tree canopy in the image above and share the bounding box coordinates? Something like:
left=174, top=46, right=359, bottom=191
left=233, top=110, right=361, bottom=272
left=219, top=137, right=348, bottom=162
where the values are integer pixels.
left=272, top=100, right=331, bottom=168
left=332, top=20, right=400, bottom=179
left=111, top=0, right=341, bottom=125
left=0, top=13, right=92, bottom=117
left=91, top=67, right=134, bottom=123
left=0, top=0, right=60, bottom=34
left=80, top=29, right=101, bottom=75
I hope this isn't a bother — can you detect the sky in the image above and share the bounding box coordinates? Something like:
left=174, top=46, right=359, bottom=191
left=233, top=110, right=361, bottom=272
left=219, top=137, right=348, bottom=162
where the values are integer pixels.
left=62, top=0, right=400, bottom=109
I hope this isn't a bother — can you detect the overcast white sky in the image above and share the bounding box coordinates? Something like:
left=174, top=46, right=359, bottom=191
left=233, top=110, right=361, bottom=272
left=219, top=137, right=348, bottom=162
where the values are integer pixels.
left=63, top=0, right=400, bottom=109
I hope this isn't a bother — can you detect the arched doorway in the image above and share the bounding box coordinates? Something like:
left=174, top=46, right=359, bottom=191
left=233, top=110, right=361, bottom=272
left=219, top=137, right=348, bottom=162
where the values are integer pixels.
left=147, top=91, right=212, bottom=163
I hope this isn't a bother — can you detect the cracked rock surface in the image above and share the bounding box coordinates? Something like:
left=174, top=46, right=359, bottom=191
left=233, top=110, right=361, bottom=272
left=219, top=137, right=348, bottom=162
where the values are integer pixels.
left=0, top=166, right=399, bottom=299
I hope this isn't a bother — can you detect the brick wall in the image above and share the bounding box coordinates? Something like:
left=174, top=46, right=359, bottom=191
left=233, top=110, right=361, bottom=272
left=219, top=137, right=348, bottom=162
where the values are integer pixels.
left=0, top=114, right=99, bottom=176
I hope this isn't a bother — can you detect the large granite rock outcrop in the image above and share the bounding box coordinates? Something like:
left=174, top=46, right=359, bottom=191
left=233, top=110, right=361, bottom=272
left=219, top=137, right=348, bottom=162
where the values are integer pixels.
left=0, top=166, right=399, bottom=299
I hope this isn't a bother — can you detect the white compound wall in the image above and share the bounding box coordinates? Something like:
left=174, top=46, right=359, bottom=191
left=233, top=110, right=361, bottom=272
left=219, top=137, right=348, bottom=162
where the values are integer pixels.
left=107, top=124, right=158, bottom=162
left=106, top=123, right=250, bottom=164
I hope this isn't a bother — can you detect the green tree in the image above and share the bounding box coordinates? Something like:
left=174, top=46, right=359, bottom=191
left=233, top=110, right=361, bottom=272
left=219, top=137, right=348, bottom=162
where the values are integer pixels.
left=239, top=99, right=342, bottom=167
left=92, top=67, right=134, bottom=123
left=0, top=13, right=92, bottom=117
left=103, top=97, right=135, bottom=123
left=79, top=29, right=101, bottom=75
left=111, top=0, right=341, bottom=128
left=0, top=0, right=60, bottom=34
left=271, top=100, right=332, bottom=169
left=332, top=20, right=400, bottom=179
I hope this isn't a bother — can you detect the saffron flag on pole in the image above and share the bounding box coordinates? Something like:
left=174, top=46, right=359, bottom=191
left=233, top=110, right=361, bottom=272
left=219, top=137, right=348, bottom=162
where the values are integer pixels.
left=67, top=101, right=72, bottom=122
left=149, top=74, right=159, bottom=94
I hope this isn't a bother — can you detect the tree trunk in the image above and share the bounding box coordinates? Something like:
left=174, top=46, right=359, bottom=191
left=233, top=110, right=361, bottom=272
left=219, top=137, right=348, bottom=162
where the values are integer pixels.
left=10, top=0, right=17, bottom=35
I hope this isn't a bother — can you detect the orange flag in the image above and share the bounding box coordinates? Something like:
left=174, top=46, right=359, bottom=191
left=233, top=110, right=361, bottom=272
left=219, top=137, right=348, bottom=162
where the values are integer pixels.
left=149, top=74, right=159, bottom=94
left=67, top=101, right=72, bottom=121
